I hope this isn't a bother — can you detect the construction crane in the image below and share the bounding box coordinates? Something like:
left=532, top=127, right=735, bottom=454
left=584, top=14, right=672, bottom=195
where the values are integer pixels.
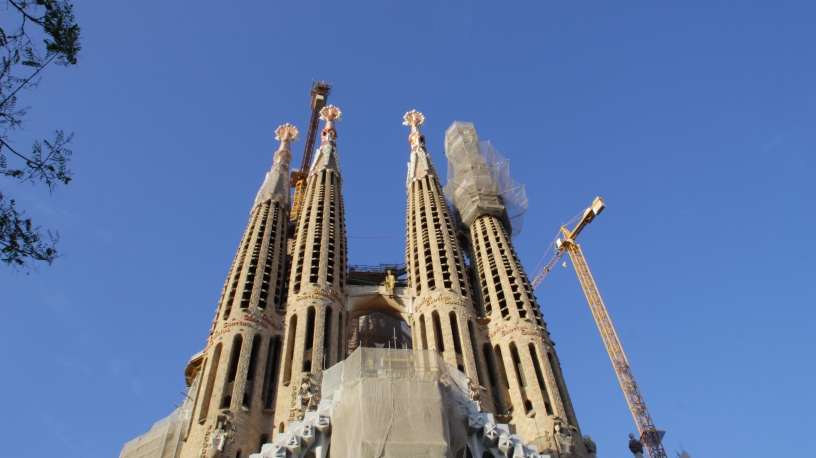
left=531, top=197, right=668, bottom=458
left=290, top=80, right=332, bottom=222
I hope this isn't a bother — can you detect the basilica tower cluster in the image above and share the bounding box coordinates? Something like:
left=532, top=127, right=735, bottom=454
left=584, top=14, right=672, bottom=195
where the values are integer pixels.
left=122, top=102, right=593, bottom=458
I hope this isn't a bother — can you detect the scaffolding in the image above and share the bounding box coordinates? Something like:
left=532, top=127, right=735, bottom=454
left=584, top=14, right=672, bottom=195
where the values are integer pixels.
left=321, top=347, right=470, bottom=458
left=443, top=121, right=529, bottom=239
left=119, top=375, right=199, bottom=458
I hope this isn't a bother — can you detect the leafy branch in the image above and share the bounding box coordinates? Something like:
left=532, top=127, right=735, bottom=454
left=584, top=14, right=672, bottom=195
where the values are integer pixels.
left=0, top=0, right=80, bottom=270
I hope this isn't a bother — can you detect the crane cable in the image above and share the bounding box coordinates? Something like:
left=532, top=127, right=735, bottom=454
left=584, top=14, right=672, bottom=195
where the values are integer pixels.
left=531, top=210, right=585, bottom=282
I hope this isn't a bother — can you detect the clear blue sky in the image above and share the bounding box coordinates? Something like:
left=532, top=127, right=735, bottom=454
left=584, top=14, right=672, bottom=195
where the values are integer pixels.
left=1, top=1, right=814, bottom=456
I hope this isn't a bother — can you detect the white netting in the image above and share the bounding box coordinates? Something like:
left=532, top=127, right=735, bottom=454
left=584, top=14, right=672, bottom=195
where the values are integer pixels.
left=444, top=121, right=529, bottom=239
left=119, top=375, right=199, bottom=458
left=322, top=347, right=470, bottom=458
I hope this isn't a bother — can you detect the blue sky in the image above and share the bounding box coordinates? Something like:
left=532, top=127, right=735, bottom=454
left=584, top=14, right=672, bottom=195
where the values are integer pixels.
left=1, top=1, right=814, bottom=456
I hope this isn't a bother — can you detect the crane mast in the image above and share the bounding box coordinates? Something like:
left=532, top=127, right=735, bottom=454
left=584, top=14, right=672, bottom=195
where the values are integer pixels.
left=532, top=197, right=667, bottom=458
left=290, top=80, right=332, bottom=222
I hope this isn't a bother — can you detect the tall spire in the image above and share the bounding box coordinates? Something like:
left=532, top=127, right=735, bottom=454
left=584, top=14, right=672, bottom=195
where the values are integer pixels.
left=309, top=105, right=342, bottom=175
left=403, top=109, right=438, bottom=186
left=254, top=123, right=298, bottom=208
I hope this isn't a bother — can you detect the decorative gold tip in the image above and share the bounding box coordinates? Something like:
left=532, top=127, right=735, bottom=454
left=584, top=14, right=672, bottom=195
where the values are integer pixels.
left=319, top=105, right=342, bottom=122
left=403, top=110, right=425, bottom=129
left=274, top=123, right=299, bottom=144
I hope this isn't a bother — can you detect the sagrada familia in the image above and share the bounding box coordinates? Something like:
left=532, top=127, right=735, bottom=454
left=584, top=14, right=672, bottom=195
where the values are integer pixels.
left=120, top=102, right=600, bottom=458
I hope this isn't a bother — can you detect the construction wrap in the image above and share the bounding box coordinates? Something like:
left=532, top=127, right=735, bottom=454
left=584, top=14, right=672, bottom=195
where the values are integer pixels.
left=443, top=121, right=528, bottom=239
left=322, top=347, right=470, bottom=458
left=119, top=375, right=199, bottom=458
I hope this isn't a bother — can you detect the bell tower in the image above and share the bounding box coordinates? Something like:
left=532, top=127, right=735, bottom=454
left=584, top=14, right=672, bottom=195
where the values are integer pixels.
left=273, top=105, right=348, bottom=430
left=180, top=124, right=297, bottom=458
left=445, top=121, right=587, bottom=456
left=402, top=110, right=496, bottom=411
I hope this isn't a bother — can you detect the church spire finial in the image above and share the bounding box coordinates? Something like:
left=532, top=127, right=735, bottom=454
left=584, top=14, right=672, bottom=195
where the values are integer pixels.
left=319, top=105, right=341, bottom=146
left=403, top=110, right=426, bottom=151
left=403, top=110, right=435, bottom=185
left=275, top=123, right=299, bottom=148
left=273, top=123, right=299, bottom=166
left=253, top=123, right=298, bottom=208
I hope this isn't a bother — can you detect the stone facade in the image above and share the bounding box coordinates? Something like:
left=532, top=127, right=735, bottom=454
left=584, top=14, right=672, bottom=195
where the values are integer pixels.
left=179, top=125, right=297, bottom=458
left=402, top=110, right=498, bottom=415
left=273, top=106, right=347, bottom=433
left=127, top=109, right=592, bottom=458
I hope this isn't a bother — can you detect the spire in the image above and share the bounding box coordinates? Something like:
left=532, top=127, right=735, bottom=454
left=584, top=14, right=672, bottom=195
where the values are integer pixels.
left=309, top=105, right=342, bottom=175
left=254, top=123, right=298, bottom=208
left=403, top=109, right=438, bottom=186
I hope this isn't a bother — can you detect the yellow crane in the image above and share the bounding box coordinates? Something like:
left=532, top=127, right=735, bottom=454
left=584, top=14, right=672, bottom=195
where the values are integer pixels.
left=290, top=81, right=332, bottom=222
left=531, top=197, right=667, bottom=458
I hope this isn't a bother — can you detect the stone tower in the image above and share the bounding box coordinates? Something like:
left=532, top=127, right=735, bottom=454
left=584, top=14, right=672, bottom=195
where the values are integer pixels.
left=122, top=102, right=596, bottom=458
left=402, top=110, right=497, bottom=411
left=273, top=105, right=348, bottom=430
left=180, top=124, right=298, bottom=458
left=445, top=121, right=587, bottom=455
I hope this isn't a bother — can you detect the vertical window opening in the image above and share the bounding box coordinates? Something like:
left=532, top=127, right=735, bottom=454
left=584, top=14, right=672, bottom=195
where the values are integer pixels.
left=510, top=343, right=527, bottom=387
left=226, top=334, right=243, bottom=383
left=198, top=343, right=222, bottom=423
left=262, top=336, right=282, bottom=410
left=432, top=311, right=445, bottom=352
left=303, top=307, right=316, bottom=373
left=282, top=315, right=298, bottom=384
left=419, top=315, right=428, bottom=350
left=468, top=321, right=485, bottom=386
left=494, top=345, right=512, bottom=413
left=242, top=335, right=261, bottom=408
left=449, top=312, right=462, bottom=354
left=529, top=344, right=548, bottom=392
left=322, top=308, right=333, bottom=369
left=483, top=344, right=502, bottom=412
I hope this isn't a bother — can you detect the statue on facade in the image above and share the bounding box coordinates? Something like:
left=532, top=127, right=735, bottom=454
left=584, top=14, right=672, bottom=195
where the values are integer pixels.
left=584, top=435, right=597, bottom=458
left=467, top=378, right=482, bottom=412
left=629, top=433, right=645, bottom=457
left=297, top=374, right=320, bottom=412
left=384, top=269, right=396, bottom=297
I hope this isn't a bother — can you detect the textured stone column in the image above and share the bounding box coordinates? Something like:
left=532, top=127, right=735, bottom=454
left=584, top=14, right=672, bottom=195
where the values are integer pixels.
left=402, top=110, right=495, bottom=413
left=180, top=124, right=297, bottom=458
left=274, top=106, right=347, bottom=430
left=444, top=121, right=587, bottom=457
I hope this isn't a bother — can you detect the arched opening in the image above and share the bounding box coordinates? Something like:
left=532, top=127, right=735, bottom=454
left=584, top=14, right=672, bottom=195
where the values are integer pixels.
left=449, top=312, right=462, bottom=355
left=493, top=344, right=512, bottom=414
left=322, top=308, right=333, bottom=369
left=303, top=307, right=316, bottom=372
left=282, top=315, right=298, bottom=385
left=467, top=321, right=485, bottom=386
left=347, top=311, right=412, bottom=356
left=432, top=311, right=445, bottom=352
left=509, top=342, right=530, bottom=414
left=419, top=315, right=428, bottom=350
left=529, top=343, right=553, bottom=415
left=262, top=336, right=282, bottom=410
left=243, top=334, right=261, bottom=408
left=198, top=343, right=222, bottom=422
left=484, top=343, right=508, bottom=414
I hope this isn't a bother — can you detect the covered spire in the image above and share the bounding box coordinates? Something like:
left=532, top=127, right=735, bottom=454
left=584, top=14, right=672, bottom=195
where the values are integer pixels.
left=254, top=123, right=298, bottom=208
left=309, top=105, right=342, bottom=175
left=403, top=109, right=438, bottom=187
